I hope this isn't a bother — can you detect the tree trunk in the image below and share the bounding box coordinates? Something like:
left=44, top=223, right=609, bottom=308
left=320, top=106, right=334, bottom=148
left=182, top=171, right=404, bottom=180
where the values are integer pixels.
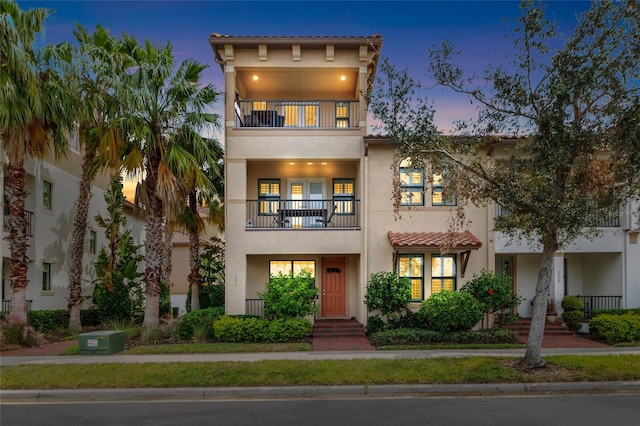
left=142, top=157, right=163, bottom=330
left=522, top=225, right=558, bottom=367
left=188, top=191, right=201, bottom=311
left=67, top=147, right=96, bottom=333
left=189, top=227, right=200, bottom=311
left=5, top=162, right=30, bottom=325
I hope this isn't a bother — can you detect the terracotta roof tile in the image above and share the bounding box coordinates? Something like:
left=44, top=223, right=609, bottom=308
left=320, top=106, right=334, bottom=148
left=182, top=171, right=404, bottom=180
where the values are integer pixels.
left=387, top=231, right=482, bottom=250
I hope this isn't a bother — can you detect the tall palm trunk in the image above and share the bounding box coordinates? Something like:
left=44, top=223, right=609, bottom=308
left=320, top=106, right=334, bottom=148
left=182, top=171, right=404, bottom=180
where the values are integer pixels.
left=188, top=191, right=200, bottom=311
left=142, top=153, right=163, bottom=329
left=67, top=145, right=96, bottom=332
left=522, top=224, right=558, bottom=367
left=5, top=158, right=30, bottom=325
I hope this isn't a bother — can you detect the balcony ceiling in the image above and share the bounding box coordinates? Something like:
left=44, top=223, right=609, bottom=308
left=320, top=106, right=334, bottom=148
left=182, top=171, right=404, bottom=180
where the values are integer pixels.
left=237, top=68, right=359, bottom=98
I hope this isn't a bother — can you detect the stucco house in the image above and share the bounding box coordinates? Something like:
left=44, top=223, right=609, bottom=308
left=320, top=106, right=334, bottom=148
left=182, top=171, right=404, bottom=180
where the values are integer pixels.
left=1, top=140, right=146, bottom=313
left=208, top=33, right=639, bottom=329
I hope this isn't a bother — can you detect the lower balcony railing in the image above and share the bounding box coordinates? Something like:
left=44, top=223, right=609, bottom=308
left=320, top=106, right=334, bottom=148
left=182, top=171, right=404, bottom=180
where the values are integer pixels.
left=2, top=299, right=33, bottom=312
left=496, top=200, right=620, bottom=227
left=246, top=199, right=360, bottom=229
left=576, top=295, right=622, bottom=319
left=3, top=210, right=34, bottom=236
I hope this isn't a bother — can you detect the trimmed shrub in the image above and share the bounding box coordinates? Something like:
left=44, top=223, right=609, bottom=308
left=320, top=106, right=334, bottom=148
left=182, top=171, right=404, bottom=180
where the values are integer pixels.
left=387, top=309, right=429, bottom=329
left=561, top=295, right=584, bottom=311
left=365, top=315, right=386, bottom=336
left=176, top=307, right=225, bottom=341
left=27, top=310, right=69, bottom=332
left=367, top=327, right=518, bottom=347
left=418, top=291, right=484, bottom=333
left=592, top=308, right=640, bottom=317
left=213, top=315, right=312, bottom=343
left=258, top=270, right=318, bottom=319
left=562, top=310, right=584, bottom=322
left=364, top=272, right=411, bottom=319
left=590, top=313, right=640, bottom=343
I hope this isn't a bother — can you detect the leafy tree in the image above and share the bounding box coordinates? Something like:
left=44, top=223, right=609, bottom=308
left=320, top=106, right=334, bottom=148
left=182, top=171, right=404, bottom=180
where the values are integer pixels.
left=369, top=0, right=640, bottom=367
left=65, top=24, right=130, bottom=332
left=0, top=0, right=74, bottom=324
left=92, top=176, right=144, bottom=323
left=119, top=37, right=221, bottom=329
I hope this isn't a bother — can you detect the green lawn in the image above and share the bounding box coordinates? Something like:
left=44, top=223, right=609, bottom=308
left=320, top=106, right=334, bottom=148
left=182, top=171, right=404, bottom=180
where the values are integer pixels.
left=1, top=355, right=639, bottom=389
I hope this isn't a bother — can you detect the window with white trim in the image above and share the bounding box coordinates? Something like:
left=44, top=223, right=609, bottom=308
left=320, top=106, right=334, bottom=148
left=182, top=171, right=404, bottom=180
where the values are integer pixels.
left=43, top=180, right=52, bottom=210
left=42, top=262, right=52, bottom=291
left=89, top=230, right=97, bottom=254
left=269, top=260, right=316, bottom=277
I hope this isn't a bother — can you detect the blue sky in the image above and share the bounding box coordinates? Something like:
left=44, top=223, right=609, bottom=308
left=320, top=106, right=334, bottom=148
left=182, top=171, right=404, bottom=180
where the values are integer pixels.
left=19, top=0, right=592, bottom=132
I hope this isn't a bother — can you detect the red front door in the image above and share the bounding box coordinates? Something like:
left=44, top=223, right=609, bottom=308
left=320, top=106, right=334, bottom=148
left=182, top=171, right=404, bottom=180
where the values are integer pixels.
left=321, top=257, right=346, bottom=317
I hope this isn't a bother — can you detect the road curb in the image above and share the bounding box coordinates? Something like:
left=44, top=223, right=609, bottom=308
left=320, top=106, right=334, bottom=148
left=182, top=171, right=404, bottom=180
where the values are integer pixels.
left=2, top=381, right=639, bottom=402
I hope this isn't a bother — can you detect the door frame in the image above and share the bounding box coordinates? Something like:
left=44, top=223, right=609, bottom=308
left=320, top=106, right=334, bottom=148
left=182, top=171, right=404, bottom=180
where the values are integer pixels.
left=320, top=257, right=347, bottom=318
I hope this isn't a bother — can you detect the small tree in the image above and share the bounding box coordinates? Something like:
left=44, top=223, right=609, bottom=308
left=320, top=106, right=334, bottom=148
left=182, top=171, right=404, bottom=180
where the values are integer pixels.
left=258, top=271, right=318, bottom=320
left=92, top=177, right=144, bottom=323
left=460, top=270, right=524, bottom=322
left=364, top=271, right=412, bottom=321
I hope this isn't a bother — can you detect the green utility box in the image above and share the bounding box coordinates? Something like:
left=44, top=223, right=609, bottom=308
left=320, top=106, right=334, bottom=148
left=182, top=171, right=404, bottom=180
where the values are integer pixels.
left=79, top=330, right=124, bottom=355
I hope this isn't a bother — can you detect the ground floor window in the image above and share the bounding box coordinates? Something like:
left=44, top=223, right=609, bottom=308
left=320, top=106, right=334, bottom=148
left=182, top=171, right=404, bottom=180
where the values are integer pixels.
left=269, top=260, right=315, bottom=277
left=431, top=254, right=456, bottom=293
left=398, top=254, right=424, bottom=301
left=42, top=262, right=52, bottom=291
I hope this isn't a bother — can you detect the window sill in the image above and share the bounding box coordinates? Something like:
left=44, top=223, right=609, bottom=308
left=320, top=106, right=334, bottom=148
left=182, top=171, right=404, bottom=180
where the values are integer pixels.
left=40, top=291, right=55, bottom=296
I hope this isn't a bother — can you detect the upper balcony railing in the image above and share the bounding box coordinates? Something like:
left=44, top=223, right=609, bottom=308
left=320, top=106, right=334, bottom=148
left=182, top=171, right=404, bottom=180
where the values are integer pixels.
left=3, top=209, right=33, bottom=236
left=235, top=100, right=360, bottom=129
left=246, top=199, right=360, bottom=229
left=495, top=200, right=620, bottom=227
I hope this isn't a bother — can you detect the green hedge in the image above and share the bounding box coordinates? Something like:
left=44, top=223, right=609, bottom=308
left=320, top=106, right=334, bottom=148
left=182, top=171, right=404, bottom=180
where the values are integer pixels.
left=591, top=308, right=640, bottom=317
left=590, top=313, right=640, bottom=343
left=367, top=327, right=518, bottom=347
left=176, top=307, right=225, bottom=340
left=418, top=291, right=484, bottom=332
left=213, top=315, right=312, bottom=343
left=0, top=310, right=105, bottom=332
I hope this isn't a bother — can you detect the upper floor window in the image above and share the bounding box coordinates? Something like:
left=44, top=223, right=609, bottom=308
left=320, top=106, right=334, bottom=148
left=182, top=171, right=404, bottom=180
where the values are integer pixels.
left=399, top=159, right=424, bottom=206
left=43, top=180, right=52, bottom=210
left=431, top=254, right=456, bottom=293
left=333, top=178, right=355, bottom=214
left=89, top=230, right=97, bottom=254
left=259, top=179, right=280, bottom=215
left=42, top=262, right=52, bottom=291
left=431, top=173, right=456, bottom=206
left=398, top=254, right=424, bottom=301
left=335, top=102, right=349, bottom=128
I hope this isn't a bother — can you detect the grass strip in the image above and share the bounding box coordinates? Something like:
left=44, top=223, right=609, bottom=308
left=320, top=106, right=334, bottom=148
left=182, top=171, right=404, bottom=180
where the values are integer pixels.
left=123, top=342, right=313, bottom=354
left=1, top=355, right=639, bottom=390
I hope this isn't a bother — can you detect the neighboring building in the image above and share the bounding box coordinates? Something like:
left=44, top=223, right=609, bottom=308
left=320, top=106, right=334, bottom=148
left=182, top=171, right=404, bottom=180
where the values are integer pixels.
left=210, top=33, right=639, bottom=326
left=1, top=141, right=146, bottom=312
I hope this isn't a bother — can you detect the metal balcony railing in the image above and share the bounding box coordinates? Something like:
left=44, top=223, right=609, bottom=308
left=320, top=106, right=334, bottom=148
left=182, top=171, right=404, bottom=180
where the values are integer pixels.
left=246, top=199, right=360, bottom=229
left=495, top=200, right=620, bottom=227
left=3, top=209, right=34, bottom=236
left=234, top=100, right=359, bottom=129
left=2, top=299, right=33, bottom=312
left=576, top=295, right=622, bottom=319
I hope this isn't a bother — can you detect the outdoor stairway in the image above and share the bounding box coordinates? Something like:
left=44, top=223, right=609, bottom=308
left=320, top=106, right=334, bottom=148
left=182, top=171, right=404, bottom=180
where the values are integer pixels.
left=312, top=319, right=374, bottom=351
left=501, top=317, right=574, bottom=339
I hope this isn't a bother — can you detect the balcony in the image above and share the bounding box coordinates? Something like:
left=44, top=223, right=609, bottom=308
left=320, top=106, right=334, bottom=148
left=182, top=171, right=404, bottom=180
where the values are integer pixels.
left=495, top=200, right=620, bottom=227
left=3, top=209, right=34, bottom=237
left=246, top=199, right=360, bottom=229
left=235, top=100, right=359, bottom=129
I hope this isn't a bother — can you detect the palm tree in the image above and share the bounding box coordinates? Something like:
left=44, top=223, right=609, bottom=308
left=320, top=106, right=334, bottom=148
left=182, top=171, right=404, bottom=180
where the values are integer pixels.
left=0, top=0, right=73, bottom=324
left=179, top=137, right=223, bottom=311
left=65, top=25, right=130, bottom=332
left=120, top=37, right=222, bottom=329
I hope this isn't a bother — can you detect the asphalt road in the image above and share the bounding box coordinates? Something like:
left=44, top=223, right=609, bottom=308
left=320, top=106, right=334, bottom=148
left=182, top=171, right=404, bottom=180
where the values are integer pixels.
left=2, top=394, right=639, bottom=426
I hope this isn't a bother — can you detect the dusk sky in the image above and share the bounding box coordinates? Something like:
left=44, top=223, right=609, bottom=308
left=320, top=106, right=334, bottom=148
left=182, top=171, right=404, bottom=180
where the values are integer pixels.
left=19, top=0, right=593, bottom=133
